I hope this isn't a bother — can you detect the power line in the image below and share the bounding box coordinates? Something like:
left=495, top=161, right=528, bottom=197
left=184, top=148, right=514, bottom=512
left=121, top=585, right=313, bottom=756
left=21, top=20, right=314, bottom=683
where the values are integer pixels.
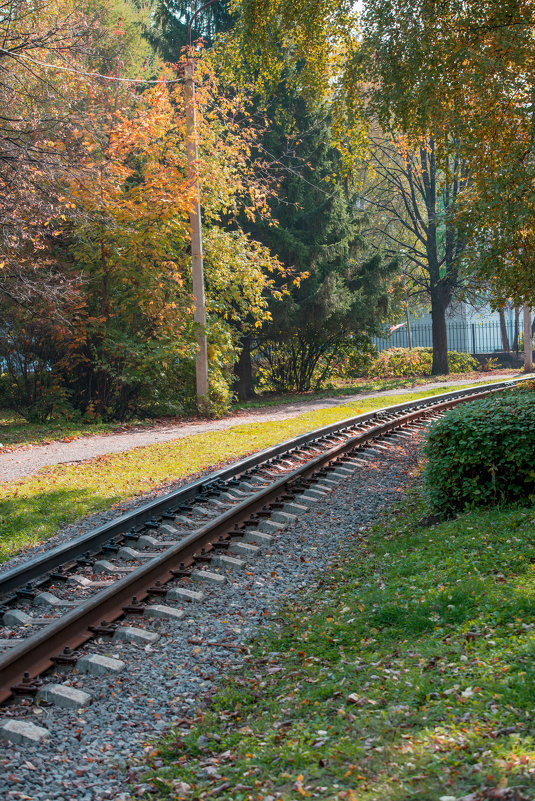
left=257, top=143, right=336, bottom=198
left=0, top=48, right=184, bottom=85
left=2, top=48, right=340, bottom=197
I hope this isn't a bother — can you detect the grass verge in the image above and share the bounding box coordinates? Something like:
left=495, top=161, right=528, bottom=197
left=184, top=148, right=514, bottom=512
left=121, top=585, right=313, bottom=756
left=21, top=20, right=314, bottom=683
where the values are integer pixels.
left=231, top=371, right=520, bottom=411
left=232, top=378, right=423, bottom=409
left=142, top=491, right=535, bottom=801
left=0, top=372, right=519, bottom=449
left=0, top=382, right=519, bottom=564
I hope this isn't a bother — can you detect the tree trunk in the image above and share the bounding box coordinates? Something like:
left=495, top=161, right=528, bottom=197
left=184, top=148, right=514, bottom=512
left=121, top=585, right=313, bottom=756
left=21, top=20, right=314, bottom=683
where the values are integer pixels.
left=498, top=308, right=510, bottom=351
left=524, top=303, right=533, bottom=372
left=406, top=303, right=412, bottom=349
left=431, top=297, right=449, bottom=374
left=429, top=272, right=451, bottom=375
left=513, top=307, right=520, bottom=351
left=234, top=335, right=255, bottom=401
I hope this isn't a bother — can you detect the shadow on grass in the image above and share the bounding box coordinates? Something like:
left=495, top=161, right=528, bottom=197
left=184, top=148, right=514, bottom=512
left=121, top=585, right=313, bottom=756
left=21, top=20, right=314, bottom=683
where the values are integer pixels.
left=232, top=378, right=421, bottom=410
left=0, top=486, right=122, bottom=563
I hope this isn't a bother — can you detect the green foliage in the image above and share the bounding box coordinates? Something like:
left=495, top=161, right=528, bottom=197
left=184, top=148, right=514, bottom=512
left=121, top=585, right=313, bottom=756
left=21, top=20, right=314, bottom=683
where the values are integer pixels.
left=145, top=0, right=233, bottom=62
left=361, top=0, right=535, bottom=304
left=238, top=71, right=397, bottom=394
left=254, top=339, right=379, bottom=392
left=132, top=355, right=234, bottom=419
left=343, top=342, right=378, bottom=378
left=478, top=355, right=501, bottom=372
left=368, top=347, right=478, bottom=378
left=424, top=386, right=535, bottom=514
left=324, top=340, right=378, bottom=381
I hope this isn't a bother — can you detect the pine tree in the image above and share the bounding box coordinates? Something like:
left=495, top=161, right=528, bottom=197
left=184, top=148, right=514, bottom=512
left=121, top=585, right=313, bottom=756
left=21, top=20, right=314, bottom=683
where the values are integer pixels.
left=144, top=0, right=233, bottom=61
left=240, top=78, right=397, bottom=394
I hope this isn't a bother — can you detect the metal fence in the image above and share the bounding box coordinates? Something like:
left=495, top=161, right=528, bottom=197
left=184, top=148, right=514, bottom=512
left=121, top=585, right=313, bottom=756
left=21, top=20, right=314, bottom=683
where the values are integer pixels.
left=373, top=320, right=518, bottom=354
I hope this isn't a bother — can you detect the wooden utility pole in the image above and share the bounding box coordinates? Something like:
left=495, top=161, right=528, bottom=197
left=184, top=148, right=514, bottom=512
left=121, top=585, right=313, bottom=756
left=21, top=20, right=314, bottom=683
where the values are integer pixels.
left=184, top=57, right=209, bottom=411
left=524, top=302, right=533, bottom=372
left=184, top=0, right=219, bottom=413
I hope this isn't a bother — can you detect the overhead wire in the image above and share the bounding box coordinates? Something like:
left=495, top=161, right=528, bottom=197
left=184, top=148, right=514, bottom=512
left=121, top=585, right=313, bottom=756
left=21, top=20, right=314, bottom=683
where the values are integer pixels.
left=0, top=47, right=184, bottom=84
left=257, top=143, right=337, bottom=198
left=1, top=49, right=342, bottom=197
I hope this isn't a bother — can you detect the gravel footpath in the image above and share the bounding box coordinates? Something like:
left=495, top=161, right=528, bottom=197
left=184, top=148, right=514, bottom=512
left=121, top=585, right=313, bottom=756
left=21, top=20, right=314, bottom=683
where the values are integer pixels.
left=0, top=433, right=424, bottom=801
left=0, top=374, right=507, bottom=483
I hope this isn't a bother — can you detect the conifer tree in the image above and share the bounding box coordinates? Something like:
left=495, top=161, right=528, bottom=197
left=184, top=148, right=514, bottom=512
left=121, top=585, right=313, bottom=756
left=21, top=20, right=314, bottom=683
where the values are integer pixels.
left=240, top=78, right=397, bottom=394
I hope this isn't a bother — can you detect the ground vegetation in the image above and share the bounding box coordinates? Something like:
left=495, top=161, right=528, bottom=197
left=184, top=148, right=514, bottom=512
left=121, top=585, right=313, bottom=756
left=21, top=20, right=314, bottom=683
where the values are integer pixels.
left=143, top=488, right=535, bottom=800
left=0, top=383, right=489, bottom=561
left=367, top=348, right=478, bottom=379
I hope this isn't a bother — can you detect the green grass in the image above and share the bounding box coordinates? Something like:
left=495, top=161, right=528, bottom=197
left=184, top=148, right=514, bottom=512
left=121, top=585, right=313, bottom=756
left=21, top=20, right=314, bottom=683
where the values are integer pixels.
left=232, top=378, right=424, bottom=409
left=141, top=492, right=535, bottom=801
left=0, top=371, right=519, bottom=448
left=0, top=381, right=520, bottom=563
left=0, top=382, right=450, bottom=447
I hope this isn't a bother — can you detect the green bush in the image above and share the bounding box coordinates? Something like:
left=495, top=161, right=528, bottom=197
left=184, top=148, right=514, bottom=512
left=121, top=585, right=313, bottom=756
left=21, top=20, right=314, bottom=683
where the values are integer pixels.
left=448, top=350, right=481, bottom=373
left=367, top=347, right=478, bottom=378
left=424, top=386, right=535, bottom=513
left=343, top=343, right=379, bottom=378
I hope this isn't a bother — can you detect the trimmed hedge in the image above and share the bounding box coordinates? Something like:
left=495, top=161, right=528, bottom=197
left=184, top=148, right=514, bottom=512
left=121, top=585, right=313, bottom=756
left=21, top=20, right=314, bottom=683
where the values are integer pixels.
left=368, top=347, right=478, bottom=378
left=424, top=385, right=535, bottom=513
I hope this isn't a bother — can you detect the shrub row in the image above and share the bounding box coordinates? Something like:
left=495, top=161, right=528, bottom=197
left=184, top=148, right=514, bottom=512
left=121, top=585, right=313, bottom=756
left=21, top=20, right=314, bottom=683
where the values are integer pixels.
left=368, top=347, right=479, bottom=378
left=424, top=383, right=535, bottom=513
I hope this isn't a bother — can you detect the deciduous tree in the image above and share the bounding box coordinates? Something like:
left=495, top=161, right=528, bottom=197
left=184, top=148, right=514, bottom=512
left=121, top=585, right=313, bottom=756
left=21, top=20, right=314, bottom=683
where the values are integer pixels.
left=66, top=54, right=284, bottom=416
left=361, top=129, right=468, bottom=374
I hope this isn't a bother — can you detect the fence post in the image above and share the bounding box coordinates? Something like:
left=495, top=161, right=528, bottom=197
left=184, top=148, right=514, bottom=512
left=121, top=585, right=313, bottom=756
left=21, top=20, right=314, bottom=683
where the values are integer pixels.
left=471, top=324, right=476, bottom=354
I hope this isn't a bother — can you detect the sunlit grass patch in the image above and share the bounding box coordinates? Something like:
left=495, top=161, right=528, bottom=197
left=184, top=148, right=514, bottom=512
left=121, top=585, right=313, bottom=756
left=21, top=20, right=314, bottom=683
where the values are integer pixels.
left=143, top=495, right=535, bottom=801
left=232, top=377, right=422, bottom=408
left=232, top=371, right=521, bottom=410
left=0, top=373, right=518, bottom=449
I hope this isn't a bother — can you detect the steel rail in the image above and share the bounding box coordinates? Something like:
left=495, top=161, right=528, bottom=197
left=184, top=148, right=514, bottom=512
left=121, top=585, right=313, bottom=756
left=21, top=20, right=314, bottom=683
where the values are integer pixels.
left=0, top=380, right=527, bottom=703
left=0, top=377, right=529, bottom=598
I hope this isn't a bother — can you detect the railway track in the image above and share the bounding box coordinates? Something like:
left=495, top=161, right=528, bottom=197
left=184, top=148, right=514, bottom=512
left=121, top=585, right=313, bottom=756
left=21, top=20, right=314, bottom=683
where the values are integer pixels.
left=0, top=377, right=528, bottom=750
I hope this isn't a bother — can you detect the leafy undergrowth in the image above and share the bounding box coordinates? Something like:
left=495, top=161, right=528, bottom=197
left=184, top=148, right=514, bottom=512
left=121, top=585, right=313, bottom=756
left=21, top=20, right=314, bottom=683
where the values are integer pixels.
left=142, top=493, right=535, bottom=801
left=424, top=386, right=535, bottom=514
left=0, top=382, right=519, bottom=562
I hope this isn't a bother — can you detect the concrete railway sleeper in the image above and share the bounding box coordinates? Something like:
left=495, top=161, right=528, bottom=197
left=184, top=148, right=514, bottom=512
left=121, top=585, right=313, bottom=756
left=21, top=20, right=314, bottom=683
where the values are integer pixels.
left=0, top=377, right=530, bottom=752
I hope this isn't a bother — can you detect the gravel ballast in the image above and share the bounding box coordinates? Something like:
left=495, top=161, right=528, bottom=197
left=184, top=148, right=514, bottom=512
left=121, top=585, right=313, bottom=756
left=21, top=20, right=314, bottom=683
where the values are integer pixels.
left=0, top=433, right=424, bottom=801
